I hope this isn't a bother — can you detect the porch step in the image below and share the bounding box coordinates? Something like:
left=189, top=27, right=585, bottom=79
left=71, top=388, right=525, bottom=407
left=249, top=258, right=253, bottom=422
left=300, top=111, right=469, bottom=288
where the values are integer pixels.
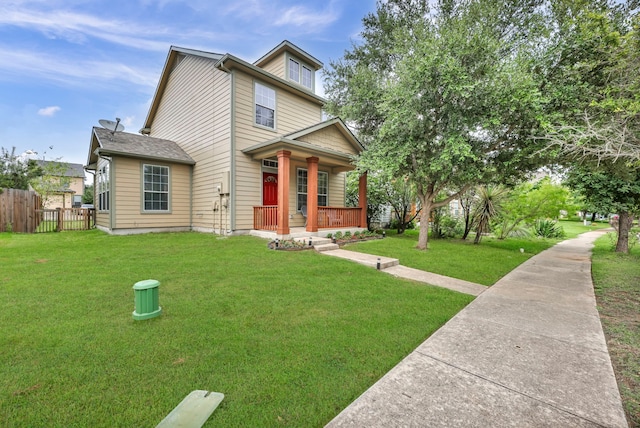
left=293, top=237, right=332, bottom=246
left=314, top=243, right=339, bottom=252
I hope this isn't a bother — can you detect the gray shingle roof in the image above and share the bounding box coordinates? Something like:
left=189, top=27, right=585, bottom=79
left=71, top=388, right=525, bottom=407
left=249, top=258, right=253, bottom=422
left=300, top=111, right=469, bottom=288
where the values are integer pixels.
left=37, top=160, right=85, bottom=177
left=93, top=127, right=195, bottom=165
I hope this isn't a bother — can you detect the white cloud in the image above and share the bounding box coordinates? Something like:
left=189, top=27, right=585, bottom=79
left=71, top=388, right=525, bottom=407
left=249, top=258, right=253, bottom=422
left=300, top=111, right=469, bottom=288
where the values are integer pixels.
left=0, top=5, right=223, bottom=52
left=0, top=46, right=160, bottom=89
left=274, top=3, right=340, bottom=31
left=38, top=106, right=61, bottom=117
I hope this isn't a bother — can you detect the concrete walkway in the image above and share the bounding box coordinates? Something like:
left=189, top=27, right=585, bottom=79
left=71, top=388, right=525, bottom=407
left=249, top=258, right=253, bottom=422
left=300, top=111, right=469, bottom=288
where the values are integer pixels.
left=321, top=248, right=487, bottom=296
left=325, top=231, right=628, bottom=427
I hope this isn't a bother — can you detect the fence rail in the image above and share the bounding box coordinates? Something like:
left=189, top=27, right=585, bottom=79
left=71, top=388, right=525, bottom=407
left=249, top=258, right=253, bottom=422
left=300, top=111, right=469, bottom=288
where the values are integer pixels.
left=35, top=208, right=96, bottom=233
left=253, top=206, right=278, bottom=230
left=317, top=207, right=362, bottom=229
left=252, top=205, right=363, bottom=230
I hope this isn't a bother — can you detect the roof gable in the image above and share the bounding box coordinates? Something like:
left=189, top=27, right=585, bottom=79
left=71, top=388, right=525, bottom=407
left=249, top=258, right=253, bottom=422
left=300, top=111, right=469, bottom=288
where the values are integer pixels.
left=254, top=40, right=323, bottom=70
left=285, top=118, right=364, bottom=154
left=86, top=127, right=195, bottom=169
left=142, top=46, right=224, bottom=131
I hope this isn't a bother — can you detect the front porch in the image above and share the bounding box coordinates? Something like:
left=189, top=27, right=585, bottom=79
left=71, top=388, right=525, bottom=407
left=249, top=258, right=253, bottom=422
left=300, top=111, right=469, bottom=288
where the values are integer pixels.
left=252, top=205, right=365, bottom=232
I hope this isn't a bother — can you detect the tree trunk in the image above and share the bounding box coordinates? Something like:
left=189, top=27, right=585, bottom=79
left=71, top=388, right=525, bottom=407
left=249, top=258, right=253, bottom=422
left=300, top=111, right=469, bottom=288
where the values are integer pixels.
left=417, top=198, right=432, bottom=250
left=615, top=211, right=632, bottom=253
left=591, top=212, right=597, bottom=222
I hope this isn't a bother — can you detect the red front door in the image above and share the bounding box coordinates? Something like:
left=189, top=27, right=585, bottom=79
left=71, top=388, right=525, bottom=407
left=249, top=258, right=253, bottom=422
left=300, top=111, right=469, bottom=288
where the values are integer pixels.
left=263, top=172, right=278, bottom=206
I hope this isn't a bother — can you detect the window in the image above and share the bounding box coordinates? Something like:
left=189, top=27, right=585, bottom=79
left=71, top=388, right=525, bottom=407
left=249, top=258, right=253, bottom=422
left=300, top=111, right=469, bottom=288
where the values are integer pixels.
left=97, top=158, right=110, bottom=211
left=296, top=168, right=328, bottom=210
left=255, top=82, right=275, bottom=129
left=143, top=164, right=169, bottom=211
left=288, top=58, right=313, bottom=90
left=302, top=66, right=312, bottom=89
left=289, top=59, right=300, bottom=84
left=317, top=171, right=328, bottom=206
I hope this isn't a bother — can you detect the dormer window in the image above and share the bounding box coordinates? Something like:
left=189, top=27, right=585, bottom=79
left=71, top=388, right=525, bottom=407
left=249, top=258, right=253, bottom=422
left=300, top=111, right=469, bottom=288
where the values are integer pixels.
left=288, top=58, right=313, bottom=90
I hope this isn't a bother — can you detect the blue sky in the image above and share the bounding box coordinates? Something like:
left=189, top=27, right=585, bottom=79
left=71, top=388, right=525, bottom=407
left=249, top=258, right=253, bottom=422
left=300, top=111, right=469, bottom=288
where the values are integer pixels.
left=0, top=0, right=376, bottom=169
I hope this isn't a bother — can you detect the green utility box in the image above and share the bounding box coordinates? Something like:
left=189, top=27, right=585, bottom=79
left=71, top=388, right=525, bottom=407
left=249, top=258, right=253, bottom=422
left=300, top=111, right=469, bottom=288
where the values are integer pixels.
left=132, top=279, right=162, bottom=320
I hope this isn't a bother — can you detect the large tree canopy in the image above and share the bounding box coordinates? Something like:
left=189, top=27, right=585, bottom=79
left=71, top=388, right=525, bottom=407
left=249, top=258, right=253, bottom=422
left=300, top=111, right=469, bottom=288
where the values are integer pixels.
left=325, top=0, right=548, bottom=249
left=0, top=147, right=42, bottom=191
left=541, top=3, right=640, bottom=252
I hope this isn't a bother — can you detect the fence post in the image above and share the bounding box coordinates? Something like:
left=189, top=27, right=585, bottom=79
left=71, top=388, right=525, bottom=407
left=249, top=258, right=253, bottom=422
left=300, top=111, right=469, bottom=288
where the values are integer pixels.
left=56, top=208, right=63, bottom=232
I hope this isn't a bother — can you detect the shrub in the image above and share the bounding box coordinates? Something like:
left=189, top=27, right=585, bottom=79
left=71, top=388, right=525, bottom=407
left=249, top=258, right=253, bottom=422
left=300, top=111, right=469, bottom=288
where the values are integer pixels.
left=532, top=219, right=565, bottom=238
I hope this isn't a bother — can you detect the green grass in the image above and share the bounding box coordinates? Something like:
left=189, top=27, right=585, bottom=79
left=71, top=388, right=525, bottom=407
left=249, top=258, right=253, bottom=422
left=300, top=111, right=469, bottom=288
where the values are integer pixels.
left=559, top=219, right=611, bottom=238
left=591, top=233, right=640, bottom=427
left=343, top=230, right=555, bottom=285
left=0, top=231, right=473, bottom=427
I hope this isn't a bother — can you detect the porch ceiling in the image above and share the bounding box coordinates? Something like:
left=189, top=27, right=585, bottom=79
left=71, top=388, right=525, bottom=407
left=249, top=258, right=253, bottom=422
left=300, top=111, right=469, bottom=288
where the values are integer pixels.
left=242, top=137, right=356, bottom=172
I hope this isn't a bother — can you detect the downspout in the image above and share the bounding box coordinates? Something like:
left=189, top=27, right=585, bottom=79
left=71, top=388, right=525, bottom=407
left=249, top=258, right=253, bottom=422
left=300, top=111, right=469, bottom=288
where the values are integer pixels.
left=216, top=58, right=236, bottom=233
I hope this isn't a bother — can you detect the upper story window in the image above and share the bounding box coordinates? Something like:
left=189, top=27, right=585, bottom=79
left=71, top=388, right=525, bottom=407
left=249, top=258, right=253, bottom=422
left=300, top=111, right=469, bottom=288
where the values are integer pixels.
left=289, top=59, right=300, bottom=84
left=288, top=58, right=313, bottom=90
left=255, top=82, right=276, bottom=129
left=143, top=164, right=170, bottom=212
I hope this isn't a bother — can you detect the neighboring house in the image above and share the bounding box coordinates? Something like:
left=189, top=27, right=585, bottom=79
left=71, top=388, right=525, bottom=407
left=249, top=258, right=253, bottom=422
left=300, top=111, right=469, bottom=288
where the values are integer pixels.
left=85, top=41, right=367, bottom=237
left=33, top=161, right=85, bottom=209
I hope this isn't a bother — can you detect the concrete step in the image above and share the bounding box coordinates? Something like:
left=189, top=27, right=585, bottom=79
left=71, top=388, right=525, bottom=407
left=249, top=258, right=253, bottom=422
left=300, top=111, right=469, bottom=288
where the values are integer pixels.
left=314, top=243, right=339, bottom=252
left=321, top=249, right=399, bottom=270
left=294, top=236, right=332, bottom=246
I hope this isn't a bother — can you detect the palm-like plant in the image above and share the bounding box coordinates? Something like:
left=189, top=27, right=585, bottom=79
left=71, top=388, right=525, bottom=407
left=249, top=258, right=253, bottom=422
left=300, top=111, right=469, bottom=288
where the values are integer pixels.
left=471, top=185, right=508, bottom=244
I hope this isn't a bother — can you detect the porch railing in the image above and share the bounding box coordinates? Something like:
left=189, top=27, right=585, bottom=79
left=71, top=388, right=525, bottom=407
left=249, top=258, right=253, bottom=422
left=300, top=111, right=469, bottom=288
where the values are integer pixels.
left=253, top=206, right=278, bottom=230
left=253, top=206, right=363, bottom=230
left=318, top=207, right=362, bottom=229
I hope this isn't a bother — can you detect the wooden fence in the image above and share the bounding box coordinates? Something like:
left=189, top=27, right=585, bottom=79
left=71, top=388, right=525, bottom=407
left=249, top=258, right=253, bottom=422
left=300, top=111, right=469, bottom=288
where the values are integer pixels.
left=0, top=188, right=95, bottom=233
left=35, top=208, right=95, bottom=233
left=0, top=189, right=41, bottom=233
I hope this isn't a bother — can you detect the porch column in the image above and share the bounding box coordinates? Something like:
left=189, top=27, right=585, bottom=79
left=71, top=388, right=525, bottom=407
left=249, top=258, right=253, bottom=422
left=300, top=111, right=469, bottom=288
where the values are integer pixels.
left=306, top=157, right=319, bottom=232
left=358, top=172, right=368, bottom=228
left=276, top=150, right=291, bottom=235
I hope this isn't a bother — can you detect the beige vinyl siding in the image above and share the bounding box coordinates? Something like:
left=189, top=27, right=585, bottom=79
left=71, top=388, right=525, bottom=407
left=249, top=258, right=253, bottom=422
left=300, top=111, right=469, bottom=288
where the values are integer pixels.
left=257, top=52, right=286, bottom=79
left=150, top=54, right=232, bottom=230
left=297, top=127, right=360, bottom=156
left=96, top=211, right=110, bottom=229
left=233, top=71, right=323, bottom=230
left=112, top=157, right=190, bottom=229
left=328, top=171, right=346, bottom=206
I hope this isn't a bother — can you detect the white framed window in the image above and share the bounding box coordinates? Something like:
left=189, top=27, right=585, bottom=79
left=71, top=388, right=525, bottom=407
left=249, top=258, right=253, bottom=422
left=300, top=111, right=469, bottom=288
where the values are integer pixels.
left=302, top=66, right=312, bottom=89
left=262, top=159, right=278, bottom=169
left=255, top=82, right=276, bottom=129
left=97, top=158, right=110, bottom=211
left=143, top=164, right=169, bottom=212
left=296, top=168, right=328, bottom=211
left=289, top=59, right=300, bottom=84
left=288, top=57, right=313, bottom=90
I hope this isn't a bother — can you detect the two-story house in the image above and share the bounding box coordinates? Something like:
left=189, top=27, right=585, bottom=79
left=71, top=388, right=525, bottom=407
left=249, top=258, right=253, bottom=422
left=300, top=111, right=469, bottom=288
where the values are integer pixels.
left=33, top=161, right=86, bottom=209
left=85, top=41, right=367, bottom=237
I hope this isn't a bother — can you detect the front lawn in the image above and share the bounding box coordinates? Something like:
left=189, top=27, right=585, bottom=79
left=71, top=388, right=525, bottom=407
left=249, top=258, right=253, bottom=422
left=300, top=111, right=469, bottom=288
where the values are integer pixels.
left=0, top=231, right=472, bottom=427
left=592, top=233, right=640, bottom=426
left=344, top=220, right=612, bottom=286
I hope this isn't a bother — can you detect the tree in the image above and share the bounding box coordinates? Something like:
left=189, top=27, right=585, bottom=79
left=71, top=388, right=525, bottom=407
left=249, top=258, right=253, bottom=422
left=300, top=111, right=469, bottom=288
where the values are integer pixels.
left=346, top=170, right=419, bottom=233
left=0, top=147, right=42, bottom=191
left=325, top=0, right=547, bottom=250
left=565, top=165, right=640, bottom=253
left=494, top=178, right=573, bottom=239
left=541, top=4, right=640, bottom=253
left=82, top=185, right=94, bottom=205
left=29, top=160, right=71, bottom=208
